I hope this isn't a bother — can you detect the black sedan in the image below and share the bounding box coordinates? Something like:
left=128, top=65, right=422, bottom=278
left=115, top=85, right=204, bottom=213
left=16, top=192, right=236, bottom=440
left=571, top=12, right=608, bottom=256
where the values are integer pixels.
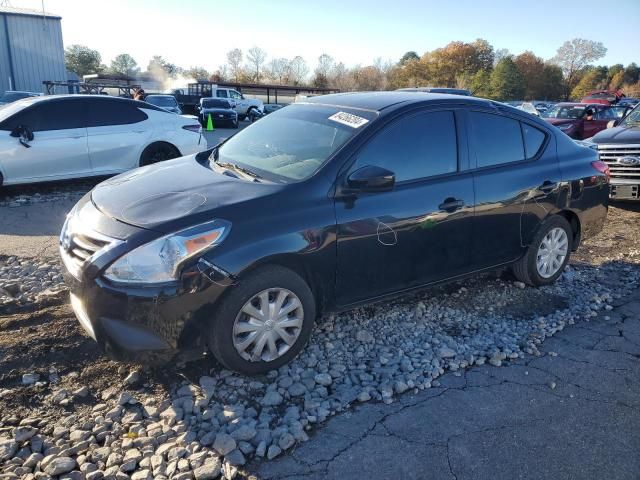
left=60, top=92, right=609, bottom=374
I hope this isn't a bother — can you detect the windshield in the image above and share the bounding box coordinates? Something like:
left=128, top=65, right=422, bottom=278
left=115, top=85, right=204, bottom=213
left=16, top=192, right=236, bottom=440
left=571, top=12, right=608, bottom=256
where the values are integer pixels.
left=543, top=105, right=586, bottom=119
left=203, top=99, right=231, bottom=108
left=0, top=92, right=33, bottom=103
left=146, top=96, right=177, bottom=107
left=621, top=104, right=640, bottom=126
left=213, top=104, right=375, bottom=182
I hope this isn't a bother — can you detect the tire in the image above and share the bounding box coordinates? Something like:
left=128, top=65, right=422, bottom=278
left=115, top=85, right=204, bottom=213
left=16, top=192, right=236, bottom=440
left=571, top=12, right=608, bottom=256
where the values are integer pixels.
left=512, top=215, right=572, bottom=287
left=206, top=265, right=316, bottom=375
left=139, top=143, right=180, bottom=167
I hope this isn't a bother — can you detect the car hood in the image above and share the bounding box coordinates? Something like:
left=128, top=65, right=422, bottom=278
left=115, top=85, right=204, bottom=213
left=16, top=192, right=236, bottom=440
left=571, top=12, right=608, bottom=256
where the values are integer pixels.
left=592, top=125, right=640, bottom=144
left=91, top=155, right=280, bottom=233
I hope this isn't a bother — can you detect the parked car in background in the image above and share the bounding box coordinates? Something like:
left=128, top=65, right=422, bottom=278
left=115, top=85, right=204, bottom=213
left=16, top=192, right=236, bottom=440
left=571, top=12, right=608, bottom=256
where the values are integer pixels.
left=211, top=86, right=263, bottom=121
left=0, top=90, right=42, bottom=105
left=618, top=97, right=639, bottom=108
left=198, top=98, right=238, bottom=128
left=59, top=92, right=609, bottom=374
left=581, top=89, right=625, bottom=106
left=263, top=104, right=284, bottom=114
left=144, top=94, right=182, bottom=114
left=517, top=102, right=540, bottom=116
left=0, top=95, right=203, bottom=186
left=396, top=87, right=471, bottom=95
left=588, top=102, right=640, bottom=200
left=541, top=102, right=630, bottom=139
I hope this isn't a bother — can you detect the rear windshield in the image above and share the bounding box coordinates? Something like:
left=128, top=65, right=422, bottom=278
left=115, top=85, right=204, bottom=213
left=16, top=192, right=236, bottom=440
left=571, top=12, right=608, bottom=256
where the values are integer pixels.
left=212, top=104, right=376, bottom=182
left=202, top=99, right=231, bottom=108
left=543, top=105, right=586, bottom=119
left=146, top=96, right=177, bottom=107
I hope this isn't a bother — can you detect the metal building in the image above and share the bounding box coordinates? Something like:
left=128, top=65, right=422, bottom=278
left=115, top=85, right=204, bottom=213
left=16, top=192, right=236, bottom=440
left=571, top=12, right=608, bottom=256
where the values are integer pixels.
left=0, top=6, right=66, bottom=95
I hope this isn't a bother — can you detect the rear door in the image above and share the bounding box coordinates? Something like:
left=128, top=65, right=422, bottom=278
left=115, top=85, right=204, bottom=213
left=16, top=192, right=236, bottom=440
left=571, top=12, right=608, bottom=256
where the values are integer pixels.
left=86, top=98, right=152, bottom=173
left=466, top=108, right=560, bottom=269
left=0, top=98, right=90, bottom=183
left=334, top=109, right=475, bottom=305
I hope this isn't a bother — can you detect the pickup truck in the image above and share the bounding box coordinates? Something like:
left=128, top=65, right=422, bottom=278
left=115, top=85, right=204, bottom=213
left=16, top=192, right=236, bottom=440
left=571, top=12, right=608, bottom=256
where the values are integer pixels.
left=167, top=84, right=263, bottom=120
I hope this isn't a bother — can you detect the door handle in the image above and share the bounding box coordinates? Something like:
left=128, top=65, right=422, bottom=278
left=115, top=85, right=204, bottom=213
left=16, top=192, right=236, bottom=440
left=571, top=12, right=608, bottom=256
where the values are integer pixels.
left=538, top=181, right=558, bottom=194
left=439, top=198, right=464, bottom=212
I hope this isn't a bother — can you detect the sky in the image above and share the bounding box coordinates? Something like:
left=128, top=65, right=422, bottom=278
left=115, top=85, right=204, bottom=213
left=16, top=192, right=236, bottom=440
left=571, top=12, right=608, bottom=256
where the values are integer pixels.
left=15, top=0, right=640, bottom=73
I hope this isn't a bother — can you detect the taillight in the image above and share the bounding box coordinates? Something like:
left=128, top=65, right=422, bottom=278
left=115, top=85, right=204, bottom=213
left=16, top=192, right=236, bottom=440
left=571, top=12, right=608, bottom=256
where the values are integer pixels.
left=182, top=124, right=201, bottom=133
left=591, top=160, right=610, bottom=181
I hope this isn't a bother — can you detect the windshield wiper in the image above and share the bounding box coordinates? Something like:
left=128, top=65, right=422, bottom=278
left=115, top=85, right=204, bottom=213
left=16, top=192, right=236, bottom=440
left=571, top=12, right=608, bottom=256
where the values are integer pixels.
left=216, top=161, right=263, bottom=182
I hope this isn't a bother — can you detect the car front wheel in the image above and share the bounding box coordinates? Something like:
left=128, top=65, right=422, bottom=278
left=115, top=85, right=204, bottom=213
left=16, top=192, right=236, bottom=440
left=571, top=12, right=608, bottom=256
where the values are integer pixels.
left=206, top=266, right=316, bottom=375
left=512, top=215, right=572, bottom=287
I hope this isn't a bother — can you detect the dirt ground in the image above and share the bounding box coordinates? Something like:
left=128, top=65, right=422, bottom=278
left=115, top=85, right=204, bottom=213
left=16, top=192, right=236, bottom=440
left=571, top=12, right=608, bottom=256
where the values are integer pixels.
left=1, top=202, right=639, bottom=430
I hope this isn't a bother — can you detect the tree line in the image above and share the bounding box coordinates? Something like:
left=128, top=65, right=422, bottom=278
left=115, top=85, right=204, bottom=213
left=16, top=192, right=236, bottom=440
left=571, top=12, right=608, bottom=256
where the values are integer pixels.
left=64, top=38, right=639, bottom=101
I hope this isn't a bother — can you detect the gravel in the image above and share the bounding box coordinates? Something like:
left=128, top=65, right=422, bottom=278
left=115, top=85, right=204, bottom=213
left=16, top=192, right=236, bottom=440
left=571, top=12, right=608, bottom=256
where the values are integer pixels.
left=1, top=199, right=639, bottom=479
left=0, top=256, right=67, bottom=306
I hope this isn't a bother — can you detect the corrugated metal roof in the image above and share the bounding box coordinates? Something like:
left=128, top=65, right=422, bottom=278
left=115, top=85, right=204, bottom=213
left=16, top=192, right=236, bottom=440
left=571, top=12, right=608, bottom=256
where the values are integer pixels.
left=0, top=6, right=61, bottom=19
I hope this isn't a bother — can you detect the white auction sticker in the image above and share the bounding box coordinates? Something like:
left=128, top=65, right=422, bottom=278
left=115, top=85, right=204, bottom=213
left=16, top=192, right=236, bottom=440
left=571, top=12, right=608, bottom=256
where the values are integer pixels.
left=328, top=111, right=369, bottom=128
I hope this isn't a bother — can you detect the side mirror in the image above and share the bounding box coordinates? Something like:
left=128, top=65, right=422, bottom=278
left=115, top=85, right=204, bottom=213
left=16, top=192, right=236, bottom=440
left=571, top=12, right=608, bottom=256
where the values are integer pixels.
left=10, top=125, right=34, bottom=148
left=607, top=119, right=619, bottom=129
left=346, top=165, right=395, bottom=193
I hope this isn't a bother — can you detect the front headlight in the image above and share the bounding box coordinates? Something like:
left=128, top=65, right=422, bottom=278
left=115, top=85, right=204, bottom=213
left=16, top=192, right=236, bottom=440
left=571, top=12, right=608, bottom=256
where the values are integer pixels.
left=104, top=220, right=231, bottom=284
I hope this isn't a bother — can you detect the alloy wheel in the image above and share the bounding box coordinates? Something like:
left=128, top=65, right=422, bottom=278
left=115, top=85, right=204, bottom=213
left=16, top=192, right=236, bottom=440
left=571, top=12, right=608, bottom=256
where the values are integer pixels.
left=232, top=288, right=304, bottom=362
left=536, top=227, right=569, bottom=278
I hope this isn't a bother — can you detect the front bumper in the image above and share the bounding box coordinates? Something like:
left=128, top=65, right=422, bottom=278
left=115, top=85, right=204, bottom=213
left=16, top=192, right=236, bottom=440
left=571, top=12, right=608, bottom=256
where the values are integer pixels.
left=610, top=181, right=639, bottom=200
left=64, top=261, right=234, bottom=363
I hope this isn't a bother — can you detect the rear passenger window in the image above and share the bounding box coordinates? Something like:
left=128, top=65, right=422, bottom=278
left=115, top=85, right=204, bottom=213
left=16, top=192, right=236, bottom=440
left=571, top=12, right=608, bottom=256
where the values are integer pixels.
left=355, top=110, right=458, bottom=182
left=469, top=112, right=524, bottom=167
left=521, top=123, right=546, bottom=158
left=87, top=99, right=148, bottom=127
left=1, top=100, right=87, bottom=131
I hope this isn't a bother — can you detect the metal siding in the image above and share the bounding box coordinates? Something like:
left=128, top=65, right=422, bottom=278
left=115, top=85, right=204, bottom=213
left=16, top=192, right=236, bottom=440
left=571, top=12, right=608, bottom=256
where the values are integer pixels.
left=2, top=12, right=66, bottom=94
left=0, top=16, right=11, bottom=93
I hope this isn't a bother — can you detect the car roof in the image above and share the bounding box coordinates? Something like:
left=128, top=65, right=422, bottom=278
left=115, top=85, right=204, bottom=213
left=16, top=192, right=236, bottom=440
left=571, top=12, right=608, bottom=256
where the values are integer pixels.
left=303, top=91, right=493, bottom=112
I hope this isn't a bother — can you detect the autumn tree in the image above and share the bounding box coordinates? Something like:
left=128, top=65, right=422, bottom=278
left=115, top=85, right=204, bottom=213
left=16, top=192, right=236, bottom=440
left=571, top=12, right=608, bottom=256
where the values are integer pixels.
left=184, top=66, right=210, bottom=80
left=513, top=51, right=547, bottom=100
left=551, top=38, right=607, bottom=100
left=65, top=45, right=103, bottom=76
left=399, top=51, right=419, bottom=65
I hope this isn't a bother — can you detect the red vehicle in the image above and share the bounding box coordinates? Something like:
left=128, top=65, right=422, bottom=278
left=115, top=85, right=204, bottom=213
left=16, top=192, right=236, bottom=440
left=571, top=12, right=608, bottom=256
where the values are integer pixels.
left=541, top=102, right=630, bottom=139
left=581, top=89, right=625, bottom=105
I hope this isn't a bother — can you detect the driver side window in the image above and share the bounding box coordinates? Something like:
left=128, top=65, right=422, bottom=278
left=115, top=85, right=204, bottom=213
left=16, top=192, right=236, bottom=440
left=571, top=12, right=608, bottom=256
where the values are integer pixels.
left=352, top=110, right=458, bottom=183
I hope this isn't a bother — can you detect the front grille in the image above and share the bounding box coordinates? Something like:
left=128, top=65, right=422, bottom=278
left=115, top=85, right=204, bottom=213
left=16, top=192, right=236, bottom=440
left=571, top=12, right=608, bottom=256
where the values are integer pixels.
left=60, top=218, right=119, bottom=279
left=596, top=144, right=640, bottom=181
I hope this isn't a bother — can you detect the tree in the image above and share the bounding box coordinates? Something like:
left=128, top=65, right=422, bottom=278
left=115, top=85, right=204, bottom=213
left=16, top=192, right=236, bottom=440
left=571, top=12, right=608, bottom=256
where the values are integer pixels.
left=246, top=46, right=267, bottom=82
left=184, top=67, right=210, bottom=80
left=109, top=54, right=140, bottom=77
left=399, top=51, right=419, bottom=65
left=539, top=64, right=564, bottom=100
left=624, top=63, right=639, bottom=85
left=64, top=44, right=103, bottom=77
left=493, top=48, right=511, bottom=66
left=288, top=56, right=309, bottom=85
left=490, top=57, right=524, bottom=100
left=266, top=57, right=290, bottom=84
left=571, top=68, right=608, bottom=100
left=313, top=54, right=335, bottom=88
left=551, top=38, right=607, bottom=100
left=226, top=48, right=243, bottom=82
left=513, top=51, right=546, bottom=100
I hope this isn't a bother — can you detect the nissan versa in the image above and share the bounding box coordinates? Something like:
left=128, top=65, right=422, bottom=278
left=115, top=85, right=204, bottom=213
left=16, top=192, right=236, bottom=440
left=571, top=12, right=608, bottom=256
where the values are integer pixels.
left=60, top=92, right=610, bottom=374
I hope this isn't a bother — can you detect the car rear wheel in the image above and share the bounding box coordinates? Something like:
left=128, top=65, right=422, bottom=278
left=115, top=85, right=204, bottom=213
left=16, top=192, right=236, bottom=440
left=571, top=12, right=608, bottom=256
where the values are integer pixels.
left=512, top=215, right=572, bottom=287
left=206, top=265, right=316, bottom=375
left=139, top=143, right=180, bottom=167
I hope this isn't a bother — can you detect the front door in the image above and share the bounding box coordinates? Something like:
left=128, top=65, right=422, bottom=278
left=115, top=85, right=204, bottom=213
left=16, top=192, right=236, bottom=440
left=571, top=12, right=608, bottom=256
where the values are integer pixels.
left=334, top=110, right=474, bottom=306
left=0, top=98, right=90, bottom=183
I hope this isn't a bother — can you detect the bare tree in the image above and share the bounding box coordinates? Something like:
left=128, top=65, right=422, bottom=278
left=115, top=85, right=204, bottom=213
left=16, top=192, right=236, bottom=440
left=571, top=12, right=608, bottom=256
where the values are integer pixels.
left=551, top=38, right=607, bottom=99
left=266, top=58, right=289, bottom=84
left=313, top=54, right=335, bottom=87
left=226, top=48, right=243, bottom=82
left=288, top=56, right=309, bottom=85
left=246, top=46, right=267, bottom=82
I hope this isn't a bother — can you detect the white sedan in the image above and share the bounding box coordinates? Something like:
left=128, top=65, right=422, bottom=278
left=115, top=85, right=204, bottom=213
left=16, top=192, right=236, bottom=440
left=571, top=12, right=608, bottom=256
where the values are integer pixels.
left=0, top=95, right=204, bottom=186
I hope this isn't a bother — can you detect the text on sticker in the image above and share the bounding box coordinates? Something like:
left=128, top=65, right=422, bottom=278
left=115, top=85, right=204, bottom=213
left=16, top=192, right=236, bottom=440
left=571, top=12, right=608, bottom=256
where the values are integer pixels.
left=328, top=111, right=369, bottom=128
